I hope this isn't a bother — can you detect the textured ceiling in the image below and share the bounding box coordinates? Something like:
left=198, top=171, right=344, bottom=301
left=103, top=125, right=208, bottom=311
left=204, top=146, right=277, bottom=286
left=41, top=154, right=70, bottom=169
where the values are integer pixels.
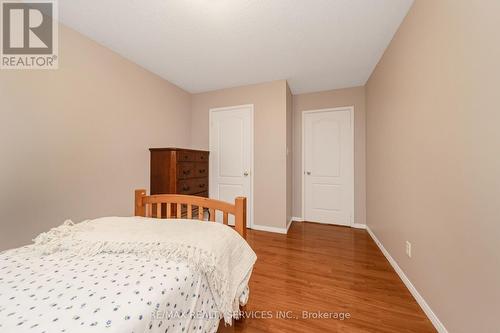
left=58, top=0, right=413, bottom=94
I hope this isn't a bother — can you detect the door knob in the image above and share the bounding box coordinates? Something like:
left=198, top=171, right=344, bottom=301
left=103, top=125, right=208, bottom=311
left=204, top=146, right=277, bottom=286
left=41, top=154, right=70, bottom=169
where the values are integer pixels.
left=306, top=171, right=311, bottom=175
left=243, top=171, right=249, bottom=176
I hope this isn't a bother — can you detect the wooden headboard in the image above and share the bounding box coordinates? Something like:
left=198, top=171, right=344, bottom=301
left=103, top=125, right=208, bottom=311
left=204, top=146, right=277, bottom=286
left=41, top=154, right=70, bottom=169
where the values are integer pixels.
left=134, top=189, right=247, bottom=238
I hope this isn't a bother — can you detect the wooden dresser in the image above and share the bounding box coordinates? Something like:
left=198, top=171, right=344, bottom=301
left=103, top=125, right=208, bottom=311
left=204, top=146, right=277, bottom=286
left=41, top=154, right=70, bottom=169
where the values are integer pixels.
left=150, top=148, right=209, bottom=197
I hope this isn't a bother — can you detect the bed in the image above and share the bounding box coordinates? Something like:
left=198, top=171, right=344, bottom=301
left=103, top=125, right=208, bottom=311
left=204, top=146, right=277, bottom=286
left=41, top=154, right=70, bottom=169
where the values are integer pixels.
left=0, top=190, right=256, bottom=333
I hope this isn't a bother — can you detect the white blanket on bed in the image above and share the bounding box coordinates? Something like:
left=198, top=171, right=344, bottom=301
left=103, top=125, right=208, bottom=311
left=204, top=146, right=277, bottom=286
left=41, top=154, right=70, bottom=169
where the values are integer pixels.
left=0, top=249, right=222, bottom=333
left=33, top=217, right=257, bottom=324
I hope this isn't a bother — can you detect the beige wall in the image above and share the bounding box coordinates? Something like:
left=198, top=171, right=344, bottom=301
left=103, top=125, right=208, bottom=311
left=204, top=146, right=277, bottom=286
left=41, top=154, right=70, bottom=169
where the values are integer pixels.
left=190, top=80, right=289, bottom=230
left=0, top=25, right=192, bottom=251
left=292, top=87, right=366, bottom=225
left=366, top=0, right=500, bottom=332
left=286, top=83, right=293, bottom=227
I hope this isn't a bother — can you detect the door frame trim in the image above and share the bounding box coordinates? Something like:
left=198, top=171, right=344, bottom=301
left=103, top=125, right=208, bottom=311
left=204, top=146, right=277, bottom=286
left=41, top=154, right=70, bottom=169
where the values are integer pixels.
left=301, top=106, right=355, bottom=227
left=209, top=104, right=255, bottom=229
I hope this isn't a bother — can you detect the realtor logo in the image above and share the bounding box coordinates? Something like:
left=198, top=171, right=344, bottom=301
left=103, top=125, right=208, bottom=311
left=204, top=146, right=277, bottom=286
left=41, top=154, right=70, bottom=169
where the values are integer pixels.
left=1, top=0, right=58, bottom=69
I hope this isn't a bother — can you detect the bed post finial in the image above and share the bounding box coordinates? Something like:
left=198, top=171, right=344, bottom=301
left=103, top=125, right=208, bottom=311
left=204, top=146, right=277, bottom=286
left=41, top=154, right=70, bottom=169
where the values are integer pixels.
left=135, top=189, right=147, bottom=217
left=235, top=197, right=247, bottom=239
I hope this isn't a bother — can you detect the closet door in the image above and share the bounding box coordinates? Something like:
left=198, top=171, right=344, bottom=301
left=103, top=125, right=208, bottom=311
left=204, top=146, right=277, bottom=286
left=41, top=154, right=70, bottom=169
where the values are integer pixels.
left=209, top=105, right=253, bottom=227
left=304, top=108, right=353, bottom=226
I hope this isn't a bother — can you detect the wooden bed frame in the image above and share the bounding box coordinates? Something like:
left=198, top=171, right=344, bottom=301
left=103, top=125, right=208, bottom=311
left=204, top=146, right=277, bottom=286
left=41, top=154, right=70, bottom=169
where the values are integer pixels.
left=134, top=189, right=247, bottom=238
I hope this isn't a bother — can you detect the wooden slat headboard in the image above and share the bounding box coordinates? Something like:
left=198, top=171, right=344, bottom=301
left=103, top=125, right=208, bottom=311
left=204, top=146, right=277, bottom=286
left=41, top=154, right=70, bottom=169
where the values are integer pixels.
left=134, top=189, right=247, bottom=238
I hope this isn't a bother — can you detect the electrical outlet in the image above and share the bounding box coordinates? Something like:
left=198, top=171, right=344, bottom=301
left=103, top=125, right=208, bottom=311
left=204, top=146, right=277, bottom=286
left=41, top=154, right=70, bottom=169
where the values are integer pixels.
left=405, top=241, right=412, bottom=258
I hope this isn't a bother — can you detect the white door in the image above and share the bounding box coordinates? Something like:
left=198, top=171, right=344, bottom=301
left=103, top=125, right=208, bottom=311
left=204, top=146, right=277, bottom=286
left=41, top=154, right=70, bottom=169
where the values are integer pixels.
left=303, top=108, right=353, bottom=226
left=209, top=105, right=253, bottom=227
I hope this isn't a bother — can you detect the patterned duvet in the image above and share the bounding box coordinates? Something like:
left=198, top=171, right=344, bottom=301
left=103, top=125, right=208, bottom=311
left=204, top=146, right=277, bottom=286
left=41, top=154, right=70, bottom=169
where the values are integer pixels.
left=0, top=246, right=245, bottom=333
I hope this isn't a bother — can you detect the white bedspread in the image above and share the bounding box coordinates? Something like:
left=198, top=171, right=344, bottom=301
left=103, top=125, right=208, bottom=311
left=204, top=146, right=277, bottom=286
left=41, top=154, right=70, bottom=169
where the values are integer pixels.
left=33, top=217, right=257, bottom=324
left=0, top=217, right=256, bottom=333
left=0, top=248, right=222, bottom=332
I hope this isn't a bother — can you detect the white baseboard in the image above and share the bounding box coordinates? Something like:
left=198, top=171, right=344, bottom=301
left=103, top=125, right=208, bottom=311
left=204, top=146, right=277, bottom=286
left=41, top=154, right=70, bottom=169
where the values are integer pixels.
left=251, top=224, right=288, bottom=234
left=291, top=217, right=365, bottom=231
left=252, top=218, right=296, bottom=235
left=366, top=226, right=448, bottom=333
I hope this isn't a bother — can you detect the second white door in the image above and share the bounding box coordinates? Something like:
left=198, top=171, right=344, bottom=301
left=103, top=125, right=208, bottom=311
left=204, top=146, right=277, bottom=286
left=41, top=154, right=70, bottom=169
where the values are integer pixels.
left=209, top=105, right=253, bottom=227
left=303, top=108, right=353, bottom=226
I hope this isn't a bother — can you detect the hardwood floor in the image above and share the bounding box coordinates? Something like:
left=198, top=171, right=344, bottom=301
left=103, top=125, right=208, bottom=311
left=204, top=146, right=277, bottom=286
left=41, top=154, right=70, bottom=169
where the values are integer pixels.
left=219, top=222, right=436, bottom=333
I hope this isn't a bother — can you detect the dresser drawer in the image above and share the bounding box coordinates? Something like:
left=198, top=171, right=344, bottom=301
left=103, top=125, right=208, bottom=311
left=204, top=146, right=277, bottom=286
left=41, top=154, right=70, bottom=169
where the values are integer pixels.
left=177, top=179, right=196, bottom=194
left=177, top=151, right=197, bottom=162
left=193, top=178, right=208, bottom=193
left=195, top=151, right=209, bottom=162
left=177, top=178, right=208, bottom=195
left=177, top=162, right=195, bottom=179
left=195, top=162, right=208, bottom=178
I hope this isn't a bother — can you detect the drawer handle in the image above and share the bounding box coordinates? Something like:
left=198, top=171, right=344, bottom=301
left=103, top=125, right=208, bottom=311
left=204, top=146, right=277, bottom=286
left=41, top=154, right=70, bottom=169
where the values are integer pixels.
left=199, top=184, right=205, bottom=188
left=182, top=186, right=190, bottom=191
left=198, top=169, right=206, bottom=173
left=183, top=170, right=191, bottom=175
left=200, top=155, right=205, bottom=160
